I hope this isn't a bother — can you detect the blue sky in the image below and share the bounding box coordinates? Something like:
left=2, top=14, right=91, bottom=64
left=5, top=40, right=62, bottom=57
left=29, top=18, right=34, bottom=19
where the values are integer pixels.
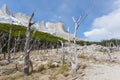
left=0, top=0, right=119, bottom=41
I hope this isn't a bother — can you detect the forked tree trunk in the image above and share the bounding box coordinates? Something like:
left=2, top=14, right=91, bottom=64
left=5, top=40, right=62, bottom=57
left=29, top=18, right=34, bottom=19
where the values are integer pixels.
left=70, top=16, right=80, bottom=73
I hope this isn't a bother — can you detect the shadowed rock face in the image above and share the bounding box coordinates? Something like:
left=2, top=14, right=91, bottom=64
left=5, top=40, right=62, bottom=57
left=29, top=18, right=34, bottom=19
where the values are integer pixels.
left=0, top=4, right=77, bottom=40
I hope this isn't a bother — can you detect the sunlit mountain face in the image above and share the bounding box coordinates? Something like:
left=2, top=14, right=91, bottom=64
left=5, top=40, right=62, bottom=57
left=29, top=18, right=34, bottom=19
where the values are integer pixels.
left=0, top=4, right=75, bottom=40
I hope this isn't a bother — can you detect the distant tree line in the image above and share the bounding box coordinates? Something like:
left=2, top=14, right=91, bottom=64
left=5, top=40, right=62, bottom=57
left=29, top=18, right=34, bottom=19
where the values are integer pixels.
left=75, top=39, right=120, bottom=46
left=0, top=23, right=65, bottom=53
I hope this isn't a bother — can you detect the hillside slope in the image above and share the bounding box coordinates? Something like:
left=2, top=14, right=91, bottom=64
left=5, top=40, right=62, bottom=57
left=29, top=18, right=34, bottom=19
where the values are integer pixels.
left=0, top=23, right=65, bottom=44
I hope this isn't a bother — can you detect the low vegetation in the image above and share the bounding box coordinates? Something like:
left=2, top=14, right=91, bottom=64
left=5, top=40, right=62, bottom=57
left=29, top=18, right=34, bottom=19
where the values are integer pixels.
left=0, top=23, right=65, bottom=44
left=0, top=23, right=65, bottom=53
left=76, top=39, right=120, bottom=46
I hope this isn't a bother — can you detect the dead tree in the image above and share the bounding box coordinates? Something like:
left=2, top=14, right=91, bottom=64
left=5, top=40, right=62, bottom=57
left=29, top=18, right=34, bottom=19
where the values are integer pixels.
left=0, top=33, right=7, bottom=59
left=56, top=41, right=59, bottom=54
left=7, top=22, right=12, bottom=63
left=14, top=31, right=21, bottom=55
left=70, top=16, right=80, bottom=73
left=58, top=40, right=65, bottom=65
left=24, top=12, right=35, bottom=76
left=67, top=27, right=71, bottom=57
left=116, top=40, right=120, bottom=51
left=103, top=46, right=113, bottom=61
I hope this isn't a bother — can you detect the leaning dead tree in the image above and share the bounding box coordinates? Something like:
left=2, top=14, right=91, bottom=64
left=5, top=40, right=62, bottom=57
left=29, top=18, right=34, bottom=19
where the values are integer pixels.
left=7, top=22, right=12, bottom=63
left=24, top=12, right=35, bottom=76
left=70, top=16, right=80, bottom=73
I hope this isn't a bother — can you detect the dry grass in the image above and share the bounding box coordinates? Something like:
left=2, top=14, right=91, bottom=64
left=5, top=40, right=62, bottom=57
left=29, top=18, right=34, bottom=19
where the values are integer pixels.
left=63, top=72, right=69, bottom=77
left=0, top=71, right=23, bottom=80
left=2, top=68, right=17, bottom=75
left=0, top=49, right=87, bottom=80
left=78, top=54, right=86, bottom=59
left=34, top=64, right=45, bottom=72
left=0, top=61, right=7, bottom=66
left=58, top=65, right=69, bottom=74
left=78, top=62, right=87, bottom=70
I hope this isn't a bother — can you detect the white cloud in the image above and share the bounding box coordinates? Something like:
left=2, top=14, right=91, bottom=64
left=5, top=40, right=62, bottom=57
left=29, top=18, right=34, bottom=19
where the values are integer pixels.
left=113, top=0, right=120, bottom=9
left=84, top=0, right=120, bottom=41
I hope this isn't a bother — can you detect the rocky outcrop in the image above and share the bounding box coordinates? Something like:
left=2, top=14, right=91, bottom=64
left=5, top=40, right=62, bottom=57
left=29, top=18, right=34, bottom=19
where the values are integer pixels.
left=0, top=4, right=13, bottom=16
left=0, top=4, right=29, bottom=26
left=15, top=13, right=30, bottom=26
left=35, top=21, right=74, bottom=40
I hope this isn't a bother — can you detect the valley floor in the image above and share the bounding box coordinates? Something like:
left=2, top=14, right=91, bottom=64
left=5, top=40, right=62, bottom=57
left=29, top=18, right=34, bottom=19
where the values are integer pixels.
left=0, top=46, right=120, bottom=80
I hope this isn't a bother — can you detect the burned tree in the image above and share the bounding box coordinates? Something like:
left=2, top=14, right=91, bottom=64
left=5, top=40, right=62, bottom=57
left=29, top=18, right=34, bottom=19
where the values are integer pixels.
left=24, top=12, right=35, bottom=76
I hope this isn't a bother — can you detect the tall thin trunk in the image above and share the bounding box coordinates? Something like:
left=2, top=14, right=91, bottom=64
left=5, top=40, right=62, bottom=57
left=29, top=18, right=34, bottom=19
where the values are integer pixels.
left=59, top=40, right=65, bottom=65
left=67, top=27, right=72, bottom=61
left=14, top=31, right=21, bottom=55
left=7, top=23, right=12, bottom=63
left=24, top=12, right=34, bottom=76
left=71, top=16, right=80, bottom=73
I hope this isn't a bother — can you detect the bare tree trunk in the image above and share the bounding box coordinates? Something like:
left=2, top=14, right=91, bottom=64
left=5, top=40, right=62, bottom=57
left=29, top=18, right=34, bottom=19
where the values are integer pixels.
left=56, top=42, right=59, bottom=54
left=14, top=31, right=21, bottom=55
left=24, top=12, right=34, bottom=76
left=7, top=23, right=12, bottom=63
left=14, top=38, right=17, bottom=55
left=70, top=16, right=81, bottom=74
left=24, top=27, right=31, bottom=76
left=59, top=40, right=65, bottom=65
left=0, top=33, right=7, bottom=59
left=1, top=39, right=7, bottom=59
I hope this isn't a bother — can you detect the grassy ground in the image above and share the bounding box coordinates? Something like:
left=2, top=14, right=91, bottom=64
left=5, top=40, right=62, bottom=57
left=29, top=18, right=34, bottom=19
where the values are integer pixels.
left=0, top=49, right=87, bottom=80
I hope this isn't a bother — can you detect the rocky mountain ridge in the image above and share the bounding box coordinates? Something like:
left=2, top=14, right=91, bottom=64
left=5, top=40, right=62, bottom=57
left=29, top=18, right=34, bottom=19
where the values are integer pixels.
left=0, top=4, right=74, bottom=40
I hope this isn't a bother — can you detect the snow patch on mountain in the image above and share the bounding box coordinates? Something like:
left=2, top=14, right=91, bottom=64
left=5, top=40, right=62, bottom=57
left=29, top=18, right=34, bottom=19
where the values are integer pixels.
left=0, top=4, right=75, bottom=40
left=0, top=4, right=13, bottom=16
left=15, top=13, right=30, bottom=26
left=34, top=21, right=74, bottom=39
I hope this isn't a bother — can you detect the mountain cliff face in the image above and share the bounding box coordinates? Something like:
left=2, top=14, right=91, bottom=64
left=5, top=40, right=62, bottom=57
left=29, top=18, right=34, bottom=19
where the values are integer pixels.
left=34, top=21, right=74, bottom=40
left=0, top=4, right=13, bottom=16
left=15, top=13, right=31, bottom=26
left=0, top=4, right=74, bottom=40
left=0, top=4, right=30, bottom=26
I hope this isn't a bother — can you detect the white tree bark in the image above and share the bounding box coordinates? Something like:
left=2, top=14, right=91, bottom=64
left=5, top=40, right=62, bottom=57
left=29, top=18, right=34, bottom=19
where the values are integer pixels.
left=58, top=40, right=65, bottom=65
left=70, top=16, right=81, bottom=73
